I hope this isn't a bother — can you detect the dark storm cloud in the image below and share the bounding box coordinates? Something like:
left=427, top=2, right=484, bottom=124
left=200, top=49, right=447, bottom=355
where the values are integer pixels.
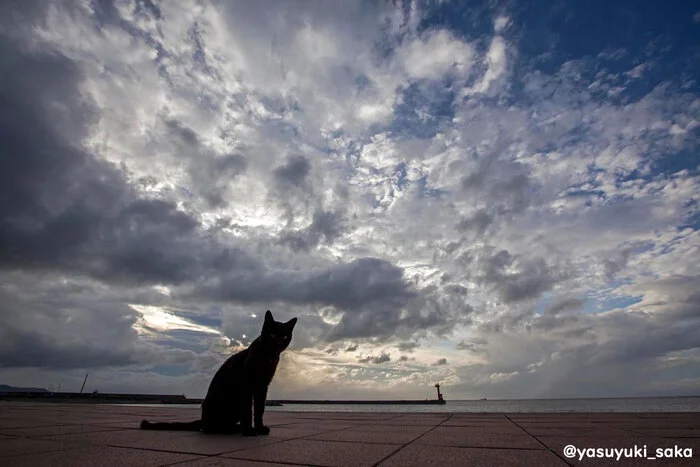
left=325, top=296, right=448, bottom=341
left=165, top=118, right=200, bottom=146
left=279, top=209, right=345, bottom=251
left=602, top=250, right=631, bottom=280
left=460, top=157, right=535, bottom=216
left=461, top=277, right=700, bottom=397
left=397, top=342, right=420, bottom=352
left=455, top=337, right=488, bottom=352
left=0, top=10, right=418, bottom=370
left=592, top=279, right=700, bottom=358
left=456, top=208, right=492, bottom=236
left=0, top=332, right=138, bottom=369
left=544, top=297, right=585, bottom=316
left=0, top=28, right=239, bottom=286
left=462, top=248, right=567, bottom=304
left=193, top=153, right=248, bottom=207
left=0, top=285, right=221, bottom=370
left=196, top=257, right=415, bottom=311
left=165, top=117, right=248, bottom=207
left=0, top=32, right=348, bottom=296
left=589, top=315, right=700, bottom=366
left=0, top=289, right=141, bottom=369
left=0, top=0, right=45, bottom=35
left=274, top=154, right=312, bottom=187
left=270, top=154, right=318, bottom=224
left=358, top=352, right=391, bottom=364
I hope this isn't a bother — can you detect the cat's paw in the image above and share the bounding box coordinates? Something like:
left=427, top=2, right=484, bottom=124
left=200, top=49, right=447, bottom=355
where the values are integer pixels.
left=255, top=425, right=270, bottom=436
left=241, top=427, right=258, bottom=437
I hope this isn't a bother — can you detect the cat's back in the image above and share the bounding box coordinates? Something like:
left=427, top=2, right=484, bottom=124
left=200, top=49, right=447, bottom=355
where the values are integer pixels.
left=208, top=347, right=249, bottom=388
left=220, top=347, right=248, bottom=372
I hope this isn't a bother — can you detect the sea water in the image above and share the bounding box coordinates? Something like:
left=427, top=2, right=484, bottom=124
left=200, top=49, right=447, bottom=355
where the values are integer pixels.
left=118, top=397, right=700, bottom=413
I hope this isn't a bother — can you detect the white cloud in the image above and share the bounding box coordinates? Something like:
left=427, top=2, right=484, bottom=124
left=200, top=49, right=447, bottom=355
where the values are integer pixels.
left=399, top=29, right=475, bottom=81
left=494, top=16, right=511, bottom=33
left=464, top=36, right=508, bottom=95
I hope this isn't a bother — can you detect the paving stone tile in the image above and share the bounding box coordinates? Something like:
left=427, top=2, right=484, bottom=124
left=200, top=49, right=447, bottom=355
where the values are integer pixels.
left=414, top=426, right=543, bottom=449
left=223, top=438, right=398, bottom=466
left=0, top=423, right=126, bottom=437
left=259, top=415, right=310, bottom=424
left=390, top=417, right=450, bottom=424
left=361, top=419, right=444, bottom=426
left=48, top=417, right=142, bottom=425
left=276, top=422, right=359, bottom=431
left=443, top=419, right=519, bottom=427
left=0, top=418, right=63, bottom=429
left=602, top=421, right=700, bottom=429
left=628, top=428, right=700, bottom=438
left=515, top=421, right=597, bottom=426
left=339, top=419, right=402, bottom=425
left=308, top=427, right=423, bottom=444
left=392, top=415, right=450, bottom=419
left=378, top=444, right=568, bottom=467
left=346, top=424, right=432, bottom=434
left=175, top=457, right=302, bottom=467
left=86, top=420, right=148, bottom=429
left=449, top=414, right=509, bottom=418
left=264, top=425, right=331, bottom=439
left=519, top=426, right=635, bottom=436
left=433, top=423, right=525, bottom=434
left=42, top=430, right=279, bottom=455
left=0, top=437, right=85, bottom=457
left=291, top=414, right=397, bottom=422
left=509, top=418, right=592, bottom=424
left=264, top=419, right=312, bottom=427
left=5, top=446, right=202, bottom=466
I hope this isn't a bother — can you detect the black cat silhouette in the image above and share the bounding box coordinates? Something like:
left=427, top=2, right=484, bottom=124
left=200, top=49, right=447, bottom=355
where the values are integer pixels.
left=141, top=310, right=296, bottom=435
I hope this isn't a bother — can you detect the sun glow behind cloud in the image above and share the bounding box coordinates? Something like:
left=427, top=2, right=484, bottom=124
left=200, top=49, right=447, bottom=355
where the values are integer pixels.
left=130, top=304, right=221, bottom=337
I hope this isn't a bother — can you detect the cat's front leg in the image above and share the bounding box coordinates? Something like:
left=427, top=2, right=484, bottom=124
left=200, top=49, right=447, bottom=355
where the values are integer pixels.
left=253, top=385, right=270, bottom=435
left=240, top=389, right=256, bottom=436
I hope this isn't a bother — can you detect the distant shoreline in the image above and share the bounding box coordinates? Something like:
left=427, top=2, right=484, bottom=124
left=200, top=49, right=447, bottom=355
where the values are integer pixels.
left=0, top=391, right=446, bottom=406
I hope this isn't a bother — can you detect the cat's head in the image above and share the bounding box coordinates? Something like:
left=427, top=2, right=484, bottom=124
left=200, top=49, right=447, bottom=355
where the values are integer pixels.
left=261, top=310, right=297, bottom=353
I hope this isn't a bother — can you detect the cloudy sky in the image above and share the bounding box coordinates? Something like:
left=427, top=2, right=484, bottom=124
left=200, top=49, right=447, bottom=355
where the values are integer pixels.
left=1, top=0, right=698, bottom=400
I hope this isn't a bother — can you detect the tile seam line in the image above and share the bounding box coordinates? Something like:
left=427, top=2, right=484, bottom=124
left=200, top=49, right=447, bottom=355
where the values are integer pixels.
left=159, top=420, right=370, bottom=464
left=505, top=414, right=572, bottom=466
left=163, top=453, right=328, bottom=467
left=371, top=413, right=456, bottom=466
left=236, top=437, right=549, bottom=450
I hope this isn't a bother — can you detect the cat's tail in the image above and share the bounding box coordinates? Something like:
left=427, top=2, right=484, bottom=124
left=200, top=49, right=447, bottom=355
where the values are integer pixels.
left=140, top=419, right=202, bottom=431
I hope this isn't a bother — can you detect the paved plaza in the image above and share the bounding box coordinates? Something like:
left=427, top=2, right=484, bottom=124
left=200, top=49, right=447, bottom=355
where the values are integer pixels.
left=0, top=402, right=698, bottom=466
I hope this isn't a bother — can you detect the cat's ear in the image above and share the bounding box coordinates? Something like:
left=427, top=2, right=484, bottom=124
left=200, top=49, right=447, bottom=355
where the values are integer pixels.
left=286, top=317, right=297, bottom=329
left=264, top=310, right=274, bottom=324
